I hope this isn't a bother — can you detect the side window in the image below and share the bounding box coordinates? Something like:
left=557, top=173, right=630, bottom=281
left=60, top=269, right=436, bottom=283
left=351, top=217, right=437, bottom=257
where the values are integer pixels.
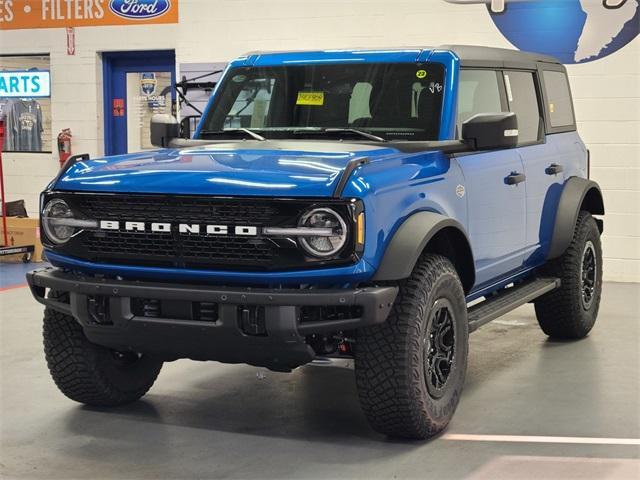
left=503, top=71, right=541, bottom=145
left=543, top=70, right=575, bottom=128
left=224, top=78, right=275, bottom=129
left=457, top=70, right=503, bottom=137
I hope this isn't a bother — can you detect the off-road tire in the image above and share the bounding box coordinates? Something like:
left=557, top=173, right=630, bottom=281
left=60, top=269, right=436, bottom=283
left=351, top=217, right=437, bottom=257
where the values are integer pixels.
left=43, top=291, right=163, bottom=406
left=355, top=254, right=468, bottom=439
left=535, top=211, right=602, bottom=339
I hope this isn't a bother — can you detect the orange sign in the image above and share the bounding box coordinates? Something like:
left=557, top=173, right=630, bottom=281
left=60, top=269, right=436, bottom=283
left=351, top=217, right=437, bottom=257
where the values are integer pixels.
left=0, top=0, right=179, bottom=30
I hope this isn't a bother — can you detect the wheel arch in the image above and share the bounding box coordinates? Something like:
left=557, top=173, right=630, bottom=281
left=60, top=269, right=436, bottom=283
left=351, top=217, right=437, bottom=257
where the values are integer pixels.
left=548, top=177, right=604, bottom=260
left=373, top=212, right=475, bottom=294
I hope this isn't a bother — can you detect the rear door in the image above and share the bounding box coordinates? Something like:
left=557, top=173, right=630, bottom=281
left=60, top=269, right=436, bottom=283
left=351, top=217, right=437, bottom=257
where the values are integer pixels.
left=503, top=70, right=564, bottom=265
left=455, top=70, right=527, bottom=288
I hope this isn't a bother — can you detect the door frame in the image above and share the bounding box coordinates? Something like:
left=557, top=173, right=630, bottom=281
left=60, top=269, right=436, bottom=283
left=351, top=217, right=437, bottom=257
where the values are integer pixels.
left=102, top=50, right=176, bottom=156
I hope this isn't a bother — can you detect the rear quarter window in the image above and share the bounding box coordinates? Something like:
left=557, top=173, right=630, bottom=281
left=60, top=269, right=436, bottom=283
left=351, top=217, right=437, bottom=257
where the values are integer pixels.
left=543, top=71, right=575, bottom=128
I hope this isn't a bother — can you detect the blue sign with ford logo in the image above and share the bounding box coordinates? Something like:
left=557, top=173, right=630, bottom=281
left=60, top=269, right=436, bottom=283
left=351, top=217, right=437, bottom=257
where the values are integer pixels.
left=109, top=0, right=171, bottom=19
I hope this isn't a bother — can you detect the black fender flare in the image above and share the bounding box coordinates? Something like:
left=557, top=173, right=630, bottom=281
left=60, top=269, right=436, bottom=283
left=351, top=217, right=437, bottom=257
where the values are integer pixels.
left=373, top=212, right=475, bottom=292
left=547, top=177, right=604, bottom=260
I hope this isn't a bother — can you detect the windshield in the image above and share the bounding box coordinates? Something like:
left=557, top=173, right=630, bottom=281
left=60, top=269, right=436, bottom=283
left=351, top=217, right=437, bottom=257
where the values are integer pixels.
left=199, top=62, right=445, bottom=141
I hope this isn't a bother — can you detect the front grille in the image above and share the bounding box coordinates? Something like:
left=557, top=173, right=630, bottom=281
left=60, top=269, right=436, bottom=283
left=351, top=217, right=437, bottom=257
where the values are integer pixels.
left=76, top=195, right=279, bottom=225
left=50, top=193, right=357, bottom=271
left=83, top=230, right=278, bottom=268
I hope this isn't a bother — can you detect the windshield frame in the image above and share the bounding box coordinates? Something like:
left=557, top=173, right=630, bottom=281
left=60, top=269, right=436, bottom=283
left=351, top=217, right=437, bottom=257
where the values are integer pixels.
left=196, top=61, right=448, bottom=143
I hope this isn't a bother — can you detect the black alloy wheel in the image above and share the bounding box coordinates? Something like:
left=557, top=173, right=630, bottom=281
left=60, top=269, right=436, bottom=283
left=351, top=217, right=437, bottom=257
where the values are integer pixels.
left=580, top=240, right=597, bottom=310
left=424, top=298, right=456, bottom=398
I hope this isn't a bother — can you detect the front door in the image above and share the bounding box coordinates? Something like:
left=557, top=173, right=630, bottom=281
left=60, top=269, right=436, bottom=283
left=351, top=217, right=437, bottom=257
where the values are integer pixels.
left=457, top=150, right=527, bottom=287
left=455, top=69, right=527, bottom=288
left=103, top=51, right=176, bottom=156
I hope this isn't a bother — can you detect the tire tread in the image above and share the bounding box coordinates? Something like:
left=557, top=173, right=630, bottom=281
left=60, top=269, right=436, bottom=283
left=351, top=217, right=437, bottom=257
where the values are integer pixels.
left=43, top=291, right=162, bottom=406
left=535, top=211, right=602, bottom=339
left=355, top=254, right=467, bottom=439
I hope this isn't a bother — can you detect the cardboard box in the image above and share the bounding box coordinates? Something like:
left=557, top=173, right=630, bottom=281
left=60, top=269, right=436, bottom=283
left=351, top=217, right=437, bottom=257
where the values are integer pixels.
left=0, top=217, right=44, bottom=263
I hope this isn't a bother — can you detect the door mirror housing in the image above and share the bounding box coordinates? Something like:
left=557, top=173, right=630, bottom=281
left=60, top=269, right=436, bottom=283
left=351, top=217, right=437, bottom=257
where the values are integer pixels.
left=150, top=114, right=179, bottom=148
left=462, top=112, right=518, bottom=151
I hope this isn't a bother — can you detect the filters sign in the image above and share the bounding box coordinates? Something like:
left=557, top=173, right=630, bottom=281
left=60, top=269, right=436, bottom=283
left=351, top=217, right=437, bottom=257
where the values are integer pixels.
left=0, top=0, right=179, bottom=30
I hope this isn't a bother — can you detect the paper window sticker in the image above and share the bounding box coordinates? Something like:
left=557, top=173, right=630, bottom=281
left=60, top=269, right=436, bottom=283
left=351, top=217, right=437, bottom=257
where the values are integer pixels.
left=296, top=92, right=325, bottom=106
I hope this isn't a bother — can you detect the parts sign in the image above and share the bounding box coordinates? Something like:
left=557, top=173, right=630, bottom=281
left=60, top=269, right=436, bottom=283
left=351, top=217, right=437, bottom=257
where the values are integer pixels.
left=0, top=71, right=51, bottom=98
left=0, top=0, right=179, bottom=30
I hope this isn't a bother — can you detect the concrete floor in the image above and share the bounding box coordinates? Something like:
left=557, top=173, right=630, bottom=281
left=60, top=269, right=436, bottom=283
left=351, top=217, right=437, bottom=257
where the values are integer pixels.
left=1, top=268, right=639, bottom=479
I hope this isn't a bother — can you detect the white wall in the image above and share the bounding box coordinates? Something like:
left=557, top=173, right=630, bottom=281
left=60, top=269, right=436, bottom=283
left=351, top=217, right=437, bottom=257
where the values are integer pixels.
left=1, top=0, right=638, bottom=281
left=0, top=23, right=178, bottom=215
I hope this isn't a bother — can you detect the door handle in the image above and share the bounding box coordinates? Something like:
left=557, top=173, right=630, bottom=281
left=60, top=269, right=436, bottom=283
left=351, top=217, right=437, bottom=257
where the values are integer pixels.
left=505, top=172, right=526, bottom=185
left=545, top=163, right=564, bottom=175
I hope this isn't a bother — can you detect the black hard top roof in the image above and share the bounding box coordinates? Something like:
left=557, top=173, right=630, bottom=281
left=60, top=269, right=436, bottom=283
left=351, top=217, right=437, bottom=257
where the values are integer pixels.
left=439, top=44, right=562, bottom=69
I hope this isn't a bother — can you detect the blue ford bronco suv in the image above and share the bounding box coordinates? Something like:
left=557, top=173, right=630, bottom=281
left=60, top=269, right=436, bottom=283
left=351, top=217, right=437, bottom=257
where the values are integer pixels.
left=28, top=46, right=604, bottom=439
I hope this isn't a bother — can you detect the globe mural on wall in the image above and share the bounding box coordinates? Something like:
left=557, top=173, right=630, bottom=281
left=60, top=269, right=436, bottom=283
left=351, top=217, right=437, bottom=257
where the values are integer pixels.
left=445, top=0, right=640, bottom=64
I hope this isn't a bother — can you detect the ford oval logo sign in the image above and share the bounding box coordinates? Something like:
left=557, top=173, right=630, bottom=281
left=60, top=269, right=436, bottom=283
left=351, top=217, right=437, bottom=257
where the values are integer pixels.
left=109, top=0, right=171, bottom=19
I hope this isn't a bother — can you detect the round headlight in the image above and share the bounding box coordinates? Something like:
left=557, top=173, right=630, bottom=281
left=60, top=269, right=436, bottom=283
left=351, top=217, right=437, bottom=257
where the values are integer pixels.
left=42, top=199, right=75, bottom=244
left=298, top=208, right=347, bottom=258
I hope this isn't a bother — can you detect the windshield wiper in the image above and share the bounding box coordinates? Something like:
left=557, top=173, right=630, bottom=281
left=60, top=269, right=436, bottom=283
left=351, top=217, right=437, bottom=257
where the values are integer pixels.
left=200, top=128, right=266, bottom=141
left=295, top=128, right=386, bottom=142
left=327, top=128, right=386, bottom=142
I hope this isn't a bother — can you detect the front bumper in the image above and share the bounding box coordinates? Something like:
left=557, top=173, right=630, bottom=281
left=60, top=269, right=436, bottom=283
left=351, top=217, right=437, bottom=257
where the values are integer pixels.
left=44, top=250, right=378, bottom=286
left=27, top=268, right=397, bottom=371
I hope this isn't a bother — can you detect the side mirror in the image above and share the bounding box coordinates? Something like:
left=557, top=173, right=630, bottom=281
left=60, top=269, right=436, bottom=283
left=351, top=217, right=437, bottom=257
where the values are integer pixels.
left=462, top=112, right=518, bottom=151
left=150, top=114, right=179, bottom=148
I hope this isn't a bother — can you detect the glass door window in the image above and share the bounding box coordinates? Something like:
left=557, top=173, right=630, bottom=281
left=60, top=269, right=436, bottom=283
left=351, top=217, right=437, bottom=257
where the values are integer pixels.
left=125, top=71, right=172, bottom=152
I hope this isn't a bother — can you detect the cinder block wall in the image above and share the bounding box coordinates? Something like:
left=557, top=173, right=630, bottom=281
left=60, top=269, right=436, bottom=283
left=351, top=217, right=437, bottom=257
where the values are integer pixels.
left=1, top=0, right=638, bottom=281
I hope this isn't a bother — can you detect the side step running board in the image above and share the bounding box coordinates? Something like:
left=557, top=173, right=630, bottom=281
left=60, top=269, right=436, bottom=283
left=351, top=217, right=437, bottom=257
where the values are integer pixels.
left=468, top=277, right=560, bottom=333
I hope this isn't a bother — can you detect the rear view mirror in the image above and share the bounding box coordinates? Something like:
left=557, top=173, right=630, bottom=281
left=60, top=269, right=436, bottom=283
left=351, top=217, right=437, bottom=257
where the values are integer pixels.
left=150, top=114, right=179, bottom=148
left=462, top=112, right=518, bottom=151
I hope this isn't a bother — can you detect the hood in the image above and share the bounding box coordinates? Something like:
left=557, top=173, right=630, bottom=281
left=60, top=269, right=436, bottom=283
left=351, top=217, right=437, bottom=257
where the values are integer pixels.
left=55, top=141, right=401, bottom=197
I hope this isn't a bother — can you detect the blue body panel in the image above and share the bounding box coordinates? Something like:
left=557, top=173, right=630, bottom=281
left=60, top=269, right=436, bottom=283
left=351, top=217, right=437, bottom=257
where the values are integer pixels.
left=47, top=48, right=587, bottom=300
left=454, top=146, right=527, bottom=288
left=56, top=142, right=399, bottom=198
left=46, top=251, right=377, bottom=286
left=49, top=143, right=467, bottom=288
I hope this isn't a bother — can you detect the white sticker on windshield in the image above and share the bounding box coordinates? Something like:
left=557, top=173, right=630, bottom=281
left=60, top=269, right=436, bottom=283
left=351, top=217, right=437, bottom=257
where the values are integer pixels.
left=429, top=82, right=443, bottom=94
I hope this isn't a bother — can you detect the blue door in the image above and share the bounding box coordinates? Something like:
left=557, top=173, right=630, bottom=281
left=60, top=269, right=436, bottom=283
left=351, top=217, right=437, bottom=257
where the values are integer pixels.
left=103, top=51, right=176, bottom=156
left=455, top=69, right=527, bottom=288
left=457, top=150, right=527, bottom=287
left=501, top=70, right=567, bottom=267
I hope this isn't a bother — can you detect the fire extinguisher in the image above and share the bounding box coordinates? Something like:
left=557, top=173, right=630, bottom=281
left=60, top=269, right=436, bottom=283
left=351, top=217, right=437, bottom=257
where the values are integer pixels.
left=57, top=128, right=72, bottom=168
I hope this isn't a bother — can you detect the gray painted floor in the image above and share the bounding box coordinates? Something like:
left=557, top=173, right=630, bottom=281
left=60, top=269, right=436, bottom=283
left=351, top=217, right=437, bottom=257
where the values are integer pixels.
left=1, top=282, right=639, bottom=479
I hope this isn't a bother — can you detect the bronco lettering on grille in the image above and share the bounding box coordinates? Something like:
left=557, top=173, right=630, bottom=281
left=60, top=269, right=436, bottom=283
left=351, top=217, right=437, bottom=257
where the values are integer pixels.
left=98, top=220, right=257, bottom=236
